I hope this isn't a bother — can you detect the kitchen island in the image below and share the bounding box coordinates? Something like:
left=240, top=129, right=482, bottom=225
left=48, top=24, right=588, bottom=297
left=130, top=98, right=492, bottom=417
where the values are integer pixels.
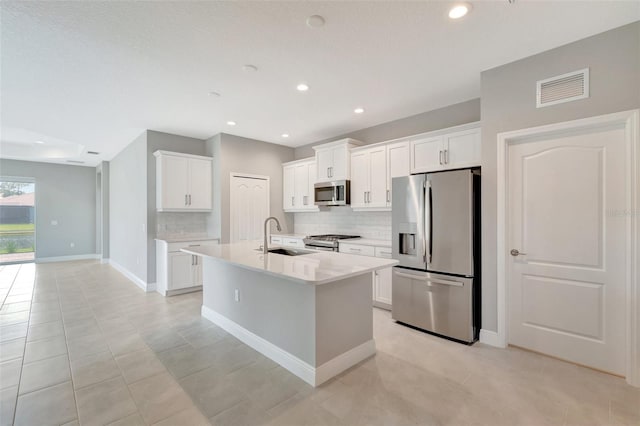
left=182, top=241, right=397, bottom=386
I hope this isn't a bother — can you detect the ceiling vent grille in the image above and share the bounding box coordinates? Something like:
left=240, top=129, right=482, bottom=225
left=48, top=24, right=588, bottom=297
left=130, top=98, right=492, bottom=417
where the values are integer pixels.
left=536, top=68, right=589, bottom=108
left=87, top=151, right=100, bottom=155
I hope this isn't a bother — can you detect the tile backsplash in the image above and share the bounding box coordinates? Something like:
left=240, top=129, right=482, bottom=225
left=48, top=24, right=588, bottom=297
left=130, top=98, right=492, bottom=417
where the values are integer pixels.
left=294, top=208, right=391, bottom=241
left=155, top=212, right=210, bottom=239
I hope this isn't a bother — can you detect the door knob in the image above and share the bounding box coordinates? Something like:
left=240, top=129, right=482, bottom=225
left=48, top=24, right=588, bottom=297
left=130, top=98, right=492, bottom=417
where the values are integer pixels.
left=510, top=249, right=527, bottom=256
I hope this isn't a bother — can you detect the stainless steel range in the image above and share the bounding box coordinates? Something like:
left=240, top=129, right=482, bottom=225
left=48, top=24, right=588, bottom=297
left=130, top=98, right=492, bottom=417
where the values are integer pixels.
left=303, top=234, right=360, bottom=252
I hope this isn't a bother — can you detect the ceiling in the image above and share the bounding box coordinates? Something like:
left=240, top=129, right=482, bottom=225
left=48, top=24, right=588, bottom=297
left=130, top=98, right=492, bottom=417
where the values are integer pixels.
left=1, top=1, right=638, bottom=167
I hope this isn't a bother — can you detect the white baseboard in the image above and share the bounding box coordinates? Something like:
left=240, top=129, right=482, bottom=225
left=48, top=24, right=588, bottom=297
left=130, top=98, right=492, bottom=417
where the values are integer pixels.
left=36, top=254, right=99, bottom=263
left=479, top=329, right=504, bottom=347
left=315, top=340, right=376, bottom=386
left=108, top=259, right=154, bottom=292
left=201, top=305, right=375, bottom=387
left=100, top=258, right=110, bottom=264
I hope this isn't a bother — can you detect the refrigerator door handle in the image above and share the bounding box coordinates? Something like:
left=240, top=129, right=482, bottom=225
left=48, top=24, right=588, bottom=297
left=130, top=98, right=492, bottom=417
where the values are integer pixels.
left=393, top=270, right=464, bottom=287
left=425, top=180, right=433, bottom=265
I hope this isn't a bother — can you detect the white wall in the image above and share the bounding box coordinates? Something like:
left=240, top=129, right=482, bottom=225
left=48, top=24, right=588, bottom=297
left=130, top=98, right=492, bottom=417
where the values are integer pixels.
left=0, top=159, right=96, bottom=260
left=480, top=21, right=640, bottom=332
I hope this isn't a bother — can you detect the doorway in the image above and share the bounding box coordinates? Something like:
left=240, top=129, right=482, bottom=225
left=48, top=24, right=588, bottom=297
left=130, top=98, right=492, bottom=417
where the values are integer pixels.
left=0, top=178, right=36, bottom=264
left=229, top=173, right=270, bottom=243
left=496, top=110, right=639, bottom=386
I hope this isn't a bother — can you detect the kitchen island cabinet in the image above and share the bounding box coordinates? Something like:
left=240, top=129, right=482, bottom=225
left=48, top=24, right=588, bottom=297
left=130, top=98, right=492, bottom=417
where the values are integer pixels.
left=183, top=241, right=397, bottom=386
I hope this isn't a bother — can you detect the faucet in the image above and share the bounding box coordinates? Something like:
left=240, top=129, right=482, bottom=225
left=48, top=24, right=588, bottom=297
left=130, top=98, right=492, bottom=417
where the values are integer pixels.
left=263, top=216, right=282, bottom=254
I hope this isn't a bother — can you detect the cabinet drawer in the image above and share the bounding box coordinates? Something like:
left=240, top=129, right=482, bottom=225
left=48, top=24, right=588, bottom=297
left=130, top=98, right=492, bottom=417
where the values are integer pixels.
left=339, top=243, right=375, bottom=257
left=282, top=238, right=305, bottom=248
left=270, top=236, right=283, bottom=245
left=375, top=247, right=393, bottom=258
left=167, top=239, right=218, bottom=253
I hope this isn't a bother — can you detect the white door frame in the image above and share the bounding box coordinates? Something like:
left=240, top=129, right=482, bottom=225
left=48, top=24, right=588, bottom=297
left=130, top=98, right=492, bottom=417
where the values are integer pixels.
left=495, top=109, right=640, bottom=387
left=229, top=173, right=270, bottom=243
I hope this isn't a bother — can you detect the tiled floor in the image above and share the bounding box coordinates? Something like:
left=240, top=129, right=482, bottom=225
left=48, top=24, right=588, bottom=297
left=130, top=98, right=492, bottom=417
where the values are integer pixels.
left=0, top=261, right=638, bottom=426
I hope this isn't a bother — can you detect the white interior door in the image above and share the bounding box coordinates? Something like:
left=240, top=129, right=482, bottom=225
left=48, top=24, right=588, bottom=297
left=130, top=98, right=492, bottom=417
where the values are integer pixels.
left=230, top=175, right=269, bottom=243
left=508, top=125, right=627, bottom=375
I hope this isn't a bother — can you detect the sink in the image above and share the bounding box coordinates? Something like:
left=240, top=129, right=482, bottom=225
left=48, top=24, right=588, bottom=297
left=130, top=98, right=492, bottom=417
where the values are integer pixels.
left=267, top=248, right=314, bottom=256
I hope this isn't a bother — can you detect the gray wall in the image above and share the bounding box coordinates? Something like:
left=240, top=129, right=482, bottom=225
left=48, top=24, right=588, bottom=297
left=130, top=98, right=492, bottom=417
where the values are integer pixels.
left=294, top=98, right=480, bottom=159
left=480, top=21, right=640, bottom=331
left=208, top=133, right=295, bottom=243
left=0, top=159, right=96, bottom=259
left=146, top=130, right=207, bottom=282
left=109, top=131, right=148, bottom=282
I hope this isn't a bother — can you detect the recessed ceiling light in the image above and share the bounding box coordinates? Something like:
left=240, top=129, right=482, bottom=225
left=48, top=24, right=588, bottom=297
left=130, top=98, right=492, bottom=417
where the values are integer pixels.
left=296, top=83, right=309, bottom=92
left=243, top=64, right=258, bottom=73
left=208, top=91, right=221, bottom=97
left=354, top=107, right=365, bottom=114
left=281, top=133, right=290, bottom=138
left=449, top=3, right=471, bottom=19
left=306, top=15, right=326, bottom=28
left=34, top=140, right=45, bottom=144
left=227, top=121, right=236, bottom=126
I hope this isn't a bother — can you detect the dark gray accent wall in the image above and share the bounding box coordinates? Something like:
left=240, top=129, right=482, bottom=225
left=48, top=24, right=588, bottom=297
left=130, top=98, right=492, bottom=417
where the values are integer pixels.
left=480, top=21, right=640, bottom=332
left=109, top=131, right=148, bottom=281
left=207, top=133, right=295, bottom=243
left=0, top=159, right=96, bottom=259
left=294, top=98, right=481, bottom=159
left=146, top=130, right=208, bottom=282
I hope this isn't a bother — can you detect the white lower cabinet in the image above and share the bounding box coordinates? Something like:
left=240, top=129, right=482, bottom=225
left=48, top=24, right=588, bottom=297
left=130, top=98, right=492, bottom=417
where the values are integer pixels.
left=338, top=241, right=392, bottom=310
left=156, top=239, right=219, bottom=296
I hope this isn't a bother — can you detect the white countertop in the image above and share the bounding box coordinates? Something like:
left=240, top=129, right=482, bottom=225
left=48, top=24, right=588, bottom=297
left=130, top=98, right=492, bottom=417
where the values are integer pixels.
left=182, top=241, right=397, bottom=285
left=340, top=238, right=391, bottom=248
left=155, top=236, right=220, bottom=243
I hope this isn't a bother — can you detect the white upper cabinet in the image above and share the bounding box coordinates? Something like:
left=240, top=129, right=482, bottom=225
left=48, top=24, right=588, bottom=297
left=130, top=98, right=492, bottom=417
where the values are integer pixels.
left=282, top=158, right=318, bottom=212
left=411, top=125, right=481, bottom=173
left=386, top=141, right=410, bottom=206
left=351, top=141, right=410, bottom=211
left=313, top=138, right=363, bottom=181
left=155, top=151, right=213, bottom=212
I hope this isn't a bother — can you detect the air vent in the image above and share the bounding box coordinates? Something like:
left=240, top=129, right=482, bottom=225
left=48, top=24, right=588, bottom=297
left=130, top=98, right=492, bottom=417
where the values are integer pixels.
left=87, top=151, right=100, bottom=155
left=66, top=160, right=85, bottom=164
left=536, top=68, right=589, bottom=108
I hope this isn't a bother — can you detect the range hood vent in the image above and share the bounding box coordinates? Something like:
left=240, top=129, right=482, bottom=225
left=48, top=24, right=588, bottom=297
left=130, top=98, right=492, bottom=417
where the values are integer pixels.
left=536, top=68, right=589, bottom=108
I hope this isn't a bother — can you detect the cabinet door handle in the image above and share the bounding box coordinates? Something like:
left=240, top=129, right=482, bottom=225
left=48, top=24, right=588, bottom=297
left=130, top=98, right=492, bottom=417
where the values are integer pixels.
left=189, top=194, right=192, bottom=205
left=292, top=196, right=295, bottom=206
left=303, top=195, right=307, bottom=205
left=444, top=149, right=449, bottom=164
left=439, top=151, right=443, bottom=165
left=386, top=190, right=390, bottom=203
left=364, top=192, right=367, bottom=203
left=327, top=167, right=330, bottom=178
left=185, top=194, right=188, bottom=206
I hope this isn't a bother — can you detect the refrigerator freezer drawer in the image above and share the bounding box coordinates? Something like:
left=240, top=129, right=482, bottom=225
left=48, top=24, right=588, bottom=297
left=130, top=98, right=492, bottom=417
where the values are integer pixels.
left=392, top=268, right=475, bottom=343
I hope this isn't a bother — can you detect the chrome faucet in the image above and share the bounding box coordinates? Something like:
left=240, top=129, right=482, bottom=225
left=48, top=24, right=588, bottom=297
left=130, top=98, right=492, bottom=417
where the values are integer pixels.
left=263, top=216, right=282, bottom=254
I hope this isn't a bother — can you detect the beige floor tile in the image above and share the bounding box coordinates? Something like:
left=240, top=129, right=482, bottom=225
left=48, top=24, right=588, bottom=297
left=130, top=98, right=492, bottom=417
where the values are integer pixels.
left=179, top=367, right=250, bottom=419
left=28, top=308, right=62, bottom=325
left=23, top=335, right=67, bottom=363
left=106, top=412, right=145, bottom=426
left=0, top=311, right=29, bottom=326
left=67, top=331, right=110, bottom=360
left=152, top=406, right=211, bottom=426
left=0, top=323, right=28, bottom=342
left=106, top=331, right=149, bottom=357
left=210, top=398, right=273, bottom=426
left=128, top=372, right=195, bottom=424
left=19, top=354, right=70, bottom=395
left=62, top=307, right=95, bottom=325
left=75, top=375, right=138, bottom=426
left=0, top=337, right=25, bottom=362
left=115, top=348, right=167, bottom=384
left=0, top=385, right=17, bottom=426
left=141, top=328, right=188, bottom=353
left=27, top=320, right=64, bottom=342
left=70, top=350, right=121, bottom=389
left=13, top=381, right=77, bottom=426
left=0, top=302, right=30, bottom=314
left=64, top=318, right=102, bottom=340
left=0, top=358, right=22, bottom=390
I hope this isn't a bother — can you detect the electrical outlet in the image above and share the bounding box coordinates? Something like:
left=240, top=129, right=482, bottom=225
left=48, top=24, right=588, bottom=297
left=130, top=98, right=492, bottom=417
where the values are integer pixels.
left=70, top=242, right=75, bottom=248
left=51, top=220, right=58, bottom=226
left=234, top=289, right=240, bottom=302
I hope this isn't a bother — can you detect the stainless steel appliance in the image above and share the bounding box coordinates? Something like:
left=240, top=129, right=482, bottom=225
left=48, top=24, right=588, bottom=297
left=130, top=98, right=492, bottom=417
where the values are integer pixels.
left=391, top=168, right=480, bottom=343
left=314, top=180, right=350, bottom=206
left=304, top=234, right=360, bottom=252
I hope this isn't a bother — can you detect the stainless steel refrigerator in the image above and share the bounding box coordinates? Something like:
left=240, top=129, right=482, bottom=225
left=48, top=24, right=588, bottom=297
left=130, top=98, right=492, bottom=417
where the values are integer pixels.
left=391, top=168, right=480, bottom=343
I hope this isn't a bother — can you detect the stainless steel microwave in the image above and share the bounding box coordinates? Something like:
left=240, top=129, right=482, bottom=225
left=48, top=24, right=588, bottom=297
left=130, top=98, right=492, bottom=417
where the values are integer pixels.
left=314, top=180, right=350, bottom=206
